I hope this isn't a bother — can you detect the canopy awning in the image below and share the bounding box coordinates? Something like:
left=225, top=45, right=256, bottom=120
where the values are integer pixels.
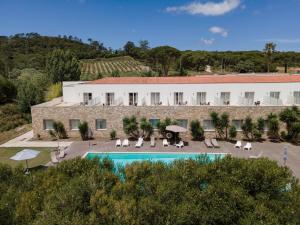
left=166, top=125, right=187, bottom=133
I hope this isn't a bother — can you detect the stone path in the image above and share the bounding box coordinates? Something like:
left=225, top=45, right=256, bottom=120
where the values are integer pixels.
left=0, top=130, right=73, bottom=148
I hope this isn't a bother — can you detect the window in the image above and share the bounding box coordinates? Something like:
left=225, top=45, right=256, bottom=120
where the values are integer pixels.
left=220, top=92, right=230, bottom=105
left=70, top=119, right=80, bottom=130
left=174, top=92, right=183, bottom=105
left=83, top=93, right=92, bottom=105
left=149, top=119, right=160, bottom=129
left=203, top=120, right=215, bottom=131
left=294, top=91, right=300, bottom=104
left=177, top=119, right=188, bottom=129
left=196, top=92, right=206, bottom=105
left=96, top=119, right=107, bottom=130
left=244, top=92, right=254, bottom=105
left=106, top=93, right=115, bottom=105
left=232, top=120, right=243, bottom=131
left=270, top=92, right=280, bottom=99
left=151, top=92, right=160, bottom=105
left=43, top=119, right=54, bottom=130
left=129, top=93, right=138, bottom=106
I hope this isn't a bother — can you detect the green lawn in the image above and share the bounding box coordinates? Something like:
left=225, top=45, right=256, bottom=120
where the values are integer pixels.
left=0, top=147, right=53, bottom=168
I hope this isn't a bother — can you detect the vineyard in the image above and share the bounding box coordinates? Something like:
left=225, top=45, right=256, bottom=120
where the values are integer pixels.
left=80, top=56, right=150, bottom=76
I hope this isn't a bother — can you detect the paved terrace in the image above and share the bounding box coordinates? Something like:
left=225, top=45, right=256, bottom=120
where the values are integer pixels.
left=62, top=140, right=300, bottom=178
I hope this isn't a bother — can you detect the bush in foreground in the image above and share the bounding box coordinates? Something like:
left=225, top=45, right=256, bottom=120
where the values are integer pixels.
left=0, top=156, right=299, bottom=225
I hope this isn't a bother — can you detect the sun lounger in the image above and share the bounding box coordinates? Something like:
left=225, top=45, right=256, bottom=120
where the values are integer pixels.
left=176, top=141, right=184, bottom=148
left=163, top=139, right=169, bottom=147
left=115, top=139, right=121, bottom=147
left=211, top=139, right=220, bottom=148
left=150, top=136, right=155, bottom=147
left=249, top=151, right=263, bottom=159
left=59, top=149, right=66, bottom=158
left=135, top=137, right=143, bottom=148
left=204, top=139, right=213, bottom=148
left=122, top=139, right=129, bottom=147
left=243, top=142, right=252, bottom=150
left=235, top=141, right=242, bottom=148
left=51, top=152, right=59, bottom=164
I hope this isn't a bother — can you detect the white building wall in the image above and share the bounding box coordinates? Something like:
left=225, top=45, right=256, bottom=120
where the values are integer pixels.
left=62, top=82, right=300, bottom=106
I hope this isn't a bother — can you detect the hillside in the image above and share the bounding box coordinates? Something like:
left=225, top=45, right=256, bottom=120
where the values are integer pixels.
left=80, top=56, right=150, bottom=76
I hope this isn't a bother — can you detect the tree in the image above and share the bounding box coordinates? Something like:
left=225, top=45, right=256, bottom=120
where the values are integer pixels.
left=123, top=116, right=139, bottom=138
left=49, top=121, right=67, bottom=139
left=45, top=83, right=62, bottom=101
left=241, top=116, right=254, bottom=140
left=16, top=69, right=49, bottom=113
left=210, top=112, right=229, bottom=139
left=229, top=125, right=237, bottom=140
left=110, top=129, right=117, bottom=140
left=139, top=40, right=149, bottom=51
left=149, top=46, right=181, bottom=76
left=190, top=120, right=204, bottom=140
left=157, top=118, right=172, bottom=138
left=123, top=41, right=137, bottom=57
left=78, top=121, right=89, bottom=141
left=46, top=49, right=81, bottom=83
left=140, top=117, right=153, bottom=139
left=263, top=42, right=276, bottom=73
left=0, top=75, right=16, bottom=104
left=267, top=113, right=280, bottom=140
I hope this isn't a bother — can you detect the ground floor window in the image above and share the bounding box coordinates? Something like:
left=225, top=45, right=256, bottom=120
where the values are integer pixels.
left=177, top=119, right=188, bottom=129
left=231, top=120, right=243, bottom=131
left=69, top=119, right=80, bottom=130
left=96, top=119, right=107, bottom=130
left=203, top=120, right=215, bottom=131
left=43, top=119, right=54, bottom=130
left=149, top=119, right=160, bottom=129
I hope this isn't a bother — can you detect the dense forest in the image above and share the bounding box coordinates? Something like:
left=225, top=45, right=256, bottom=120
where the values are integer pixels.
left=0, top=156, right=299, bottom=225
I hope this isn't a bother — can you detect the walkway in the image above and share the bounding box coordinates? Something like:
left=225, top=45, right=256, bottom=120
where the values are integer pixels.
left=64, top=140, right=300, bottom=179
left=0, top=131, right=73, bottom=148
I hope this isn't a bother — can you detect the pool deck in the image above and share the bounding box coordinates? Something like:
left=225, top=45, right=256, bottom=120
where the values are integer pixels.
left=61, top=140, right=300, bottom=179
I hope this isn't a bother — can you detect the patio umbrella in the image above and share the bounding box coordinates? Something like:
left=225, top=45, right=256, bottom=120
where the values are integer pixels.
left=10, top=149, right=40, bottom=172
left=166, top=125, right=187, bottom=133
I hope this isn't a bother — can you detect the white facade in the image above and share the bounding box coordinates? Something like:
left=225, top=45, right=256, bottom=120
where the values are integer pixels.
left=62, top=76, right=300, bottom=107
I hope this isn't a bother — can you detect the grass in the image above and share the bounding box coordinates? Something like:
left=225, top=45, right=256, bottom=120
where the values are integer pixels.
left=0, top=147, right=52, bottom=168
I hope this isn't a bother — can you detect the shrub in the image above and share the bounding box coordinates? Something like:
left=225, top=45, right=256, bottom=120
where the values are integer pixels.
left=110, top=129, right=117, bottom=140
left=140, top=117, right=153, bottom=139
left=210, top=112, right=229, bottom=139
left=241, top=116, right=254, bottom=140
left=190, top=120, right=204, bottom=140
left=267, top=113, right=280, bottom=140
left=229, top=125, right=237, bottom=140
left=123, top=116, right=139, bottom=138
left=111, top=70, right=120, bottom=77
left=45, top=83, right=62, bottom=101
left=49, top=121, right=67, bottom=139
left=78, top=121, right=89, bottom=141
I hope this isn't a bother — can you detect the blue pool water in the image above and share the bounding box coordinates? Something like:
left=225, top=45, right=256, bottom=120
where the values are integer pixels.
left=85, top=152, right=226, bottom=166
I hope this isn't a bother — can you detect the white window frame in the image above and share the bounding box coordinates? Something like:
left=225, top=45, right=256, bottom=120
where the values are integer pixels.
left=150, top=92, right=160, bottom=105
left=196, top=92, right=206, bottom=105
left=43, top=119, right=54, bottom=130
left=83, top=92, right=92, bottom=105
left=220, top=92, right=230, bottom=105
left=106, top=93, right=115, bottom=106
left=232, top=120, right=243, bottom=131
left=69, top=119, right=80, bottom=131
left=174, top=92, right=184, bottom=105
left=244, top=92, right=255, bottom=105
left=176, top=119, right=188, bottom=129
left=294, top=91, right=300, bottom=105
left=203, top=120, right=215, bottom=131
left=95, top=119, right=107, bottom=130
left=129, top=92, right=138, bottom=106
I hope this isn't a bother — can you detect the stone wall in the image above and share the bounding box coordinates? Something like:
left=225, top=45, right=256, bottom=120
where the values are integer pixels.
left=31, top=105, right=287, bottom=140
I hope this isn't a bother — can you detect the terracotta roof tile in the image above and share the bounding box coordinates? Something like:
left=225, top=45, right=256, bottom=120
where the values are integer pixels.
left=87, top=74, right=300, bottom=85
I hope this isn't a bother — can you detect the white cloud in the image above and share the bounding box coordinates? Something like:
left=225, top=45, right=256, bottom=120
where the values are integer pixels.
left=209, top=26, right=228, bottom=37
left=201, top=38, right=215, bottom=45
left=166, top=0, right=241, bottom=16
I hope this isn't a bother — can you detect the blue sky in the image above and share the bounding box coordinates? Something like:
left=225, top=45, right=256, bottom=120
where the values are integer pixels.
left=1, top=0, right=300, bottom=51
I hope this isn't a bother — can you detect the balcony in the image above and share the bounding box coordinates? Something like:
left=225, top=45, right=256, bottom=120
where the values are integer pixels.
left=214, top=97, right=230, bottom=106
left=263, top=96, right=283, bottom=106
left=238, top=96, right=254, bottom=106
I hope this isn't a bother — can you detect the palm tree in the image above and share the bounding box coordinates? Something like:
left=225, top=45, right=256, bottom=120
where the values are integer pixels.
left=263, top=42, right=276, bottom=73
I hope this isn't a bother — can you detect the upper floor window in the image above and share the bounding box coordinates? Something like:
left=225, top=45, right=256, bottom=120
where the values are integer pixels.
left=129, top=93, right=138, bottom=106
left=70, top=119, right=80, bottom=131
left=244, top=92, right=254, bottom=105
left=149, top=119, right=160, bottom=129
left=151, top=92, right=160, bottom=105
left=174, top=92, right=183, bottom=105
left=294, top=91, right=300, bottom=104
left=220, top=92, right=230, bottom=105
left=203, top=120, right=215, bottom=131
left=106, top=93, right=115, bottom=106
left=197, top=92, right=206, bottom=105
left=43, top=119, right=54, bottom=130
left=96, top=119, right=107, bottom=130
left=270, top=91, right=280, bottom=99
left=176, top=119, right=188, bottom=129
left=83, top=93, right=92, bottom=105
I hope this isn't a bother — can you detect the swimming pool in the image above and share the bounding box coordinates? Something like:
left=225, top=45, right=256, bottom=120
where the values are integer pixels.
left=84, top=152, right=227, bottom=166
